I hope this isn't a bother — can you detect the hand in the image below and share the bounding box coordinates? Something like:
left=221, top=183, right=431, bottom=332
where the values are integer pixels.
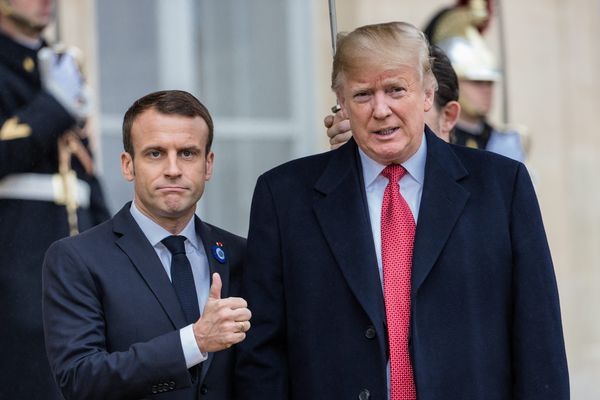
left=324, top=109, right=352, bottom=150
left=193, top=273, right=251, bottom=352
left=38, top=47, right=92, bottom=120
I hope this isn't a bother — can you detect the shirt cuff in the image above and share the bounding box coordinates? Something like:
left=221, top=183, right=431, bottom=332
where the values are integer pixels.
left=180, top=324, right=208, bottom=369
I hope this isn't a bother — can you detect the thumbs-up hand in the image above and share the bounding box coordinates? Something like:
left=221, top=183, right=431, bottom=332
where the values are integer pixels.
left=193, top=273, right=251, bottom=353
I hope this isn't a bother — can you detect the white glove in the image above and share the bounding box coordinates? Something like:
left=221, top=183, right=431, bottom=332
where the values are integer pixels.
left=38, top=47, right=93, bottom=120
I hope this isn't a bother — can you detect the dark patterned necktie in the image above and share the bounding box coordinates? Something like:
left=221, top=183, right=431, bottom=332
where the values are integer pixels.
left=162, top=235, right=200, bottom=324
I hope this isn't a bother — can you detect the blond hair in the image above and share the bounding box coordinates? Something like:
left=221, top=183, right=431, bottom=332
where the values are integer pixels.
left=331, top=21, right=434, bottom=92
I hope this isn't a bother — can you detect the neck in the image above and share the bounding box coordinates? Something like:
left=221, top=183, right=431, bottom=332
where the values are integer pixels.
left=133, top=198, right=196, bottom=235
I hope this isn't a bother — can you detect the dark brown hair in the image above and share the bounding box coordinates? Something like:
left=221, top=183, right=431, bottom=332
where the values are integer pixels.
left=430, top=45, right=459, bottom=111
left=122, top=90, right=214, bottom=156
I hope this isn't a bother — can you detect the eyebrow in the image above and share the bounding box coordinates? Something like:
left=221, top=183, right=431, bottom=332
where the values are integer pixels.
left=140, top=144, right=202, bottom=152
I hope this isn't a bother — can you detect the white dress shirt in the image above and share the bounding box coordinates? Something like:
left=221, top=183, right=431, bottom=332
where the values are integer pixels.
left=130, top=202, right=209, bottom=368
left=358, top=134, right=427, bottom=286
left=358, top=132, right=427, bottom=399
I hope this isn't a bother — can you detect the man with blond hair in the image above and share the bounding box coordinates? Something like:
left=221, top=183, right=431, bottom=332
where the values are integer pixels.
left=235, top=22, right=568, bottom=399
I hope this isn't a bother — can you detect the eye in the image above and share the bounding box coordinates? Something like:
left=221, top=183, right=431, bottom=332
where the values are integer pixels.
left=387, top=86, right=406, bottom=97
left=148, top=150, right=161, bottom=158
left=180, top=149, right=197, bottom=159
left=353, top=91, right=371, bottom=102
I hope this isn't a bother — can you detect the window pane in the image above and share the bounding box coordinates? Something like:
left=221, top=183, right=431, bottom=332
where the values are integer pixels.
left=195, top=0, right=291, bottom=119
left=97, top=0, right=160, bottom=114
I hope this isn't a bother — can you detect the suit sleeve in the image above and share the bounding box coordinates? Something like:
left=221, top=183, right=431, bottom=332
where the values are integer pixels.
left=234, top=175, right=289, bottom=399
left=0, top=78, right=75, bottom=177
left=42, top=240, right=192, bottom=400
left=510, top=164, right=569, bottom=399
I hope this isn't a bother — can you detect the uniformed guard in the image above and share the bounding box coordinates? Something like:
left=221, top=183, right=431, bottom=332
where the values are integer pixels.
left=0, top=0, right=110, bottom=398
left=424, top=0, right=527, bottom=162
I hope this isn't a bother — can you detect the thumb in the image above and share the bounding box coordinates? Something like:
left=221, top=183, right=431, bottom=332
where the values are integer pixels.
left=209, top=272, right=222, bottom=300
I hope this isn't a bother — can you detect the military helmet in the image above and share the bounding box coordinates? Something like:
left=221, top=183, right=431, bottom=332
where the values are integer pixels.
left=424, top=0, right=501, bottom=82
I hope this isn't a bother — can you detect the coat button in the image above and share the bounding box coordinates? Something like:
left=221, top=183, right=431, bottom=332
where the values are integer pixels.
left=200, top=384, right=208, bottom=395
left=365, top=326, right=376, bottom=339
left=358, top=389, right=370, bottom=400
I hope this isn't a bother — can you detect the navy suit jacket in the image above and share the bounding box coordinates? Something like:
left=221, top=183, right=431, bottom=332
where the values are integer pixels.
left=43, top=204, right=245, bottom=400
left=235, top=130, right=569, bottom=399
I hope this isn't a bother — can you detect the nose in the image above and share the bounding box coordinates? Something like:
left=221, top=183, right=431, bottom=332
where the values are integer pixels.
left=372, top=92, right=391, bottom=120
left=164, top=153, right=182, bottom=178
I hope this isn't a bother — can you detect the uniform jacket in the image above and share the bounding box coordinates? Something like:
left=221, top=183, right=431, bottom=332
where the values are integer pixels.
left=235, top=129, right=569, bottom=400
left=0, top=30, right=109, bottom=399
left=453, top=121, right=526, bottom=162
left=43, top=204, right=245, bottom=400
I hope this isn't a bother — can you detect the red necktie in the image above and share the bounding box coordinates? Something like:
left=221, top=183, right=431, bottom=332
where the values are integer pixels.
left=381, top=164, right=416, bottom=400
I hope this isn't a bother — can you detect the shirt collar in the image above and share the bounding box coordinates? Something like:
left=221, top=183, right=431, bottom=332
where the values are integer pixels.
left=129, top=201, right=199, bottom=250
left=358, top=132, right=427, bottom=187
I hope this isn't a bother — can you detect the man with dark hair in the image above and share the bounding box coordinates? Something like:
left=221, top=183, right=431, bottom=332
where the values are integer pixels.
left=122, top=90, right=214, bottom=156
left=0, top=0, right=109, bottom=397
left=325, top=45, right=461, bottom=146
left=43, top=90, right=250, bottom=400
left=426, top=45, right=461, bottom=142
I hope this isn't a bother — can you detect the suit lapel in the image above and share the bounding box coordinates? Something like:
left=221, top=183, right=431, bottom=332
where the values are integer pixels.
left=196, top=218, right=231, bottom=383
left=197, top=218, right=231, bottom=298
left=412, top=131, right=470, bottom=293
left=313, top=140, right=387, bottom=347
left=112, top=204, right=187, bottom=329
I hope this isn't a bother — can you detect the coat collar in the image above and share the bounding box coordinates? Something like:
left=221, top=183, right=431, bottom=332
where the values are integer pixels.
left=196, top=219, right=231, bottom=299
left=412, top=129, right=469, bottom=293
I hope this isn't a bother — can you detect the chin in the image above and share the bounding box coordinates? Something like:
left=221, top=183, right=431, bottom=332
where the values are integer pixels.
left=372, top=143, right=410, bottom=163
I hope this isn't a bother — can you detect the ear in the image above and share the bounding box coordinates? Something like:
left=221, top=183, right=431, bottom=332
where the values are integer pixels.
left=204, top=151, right=214, bottom=181
left=121, top=152, right=135, bottom=182
left=423, top=85, right=435, bottom=112
left=440, top=100, right=461, bottom=133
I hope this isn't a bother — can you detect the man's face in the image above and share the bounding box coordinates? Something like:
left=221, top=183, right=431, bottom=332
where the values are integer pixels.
left=458, top=79, right=494, bottom=119
left=121, top=108, right=214, bottom=227
left=6, top=0, right=53, bottom=30
left=337, top=65, right=434, bottom=165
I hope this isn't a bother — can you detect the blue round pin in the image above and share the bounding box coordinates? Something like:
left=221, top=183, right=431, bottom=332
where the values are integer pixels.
left=211, top=245, right=227, bottom=264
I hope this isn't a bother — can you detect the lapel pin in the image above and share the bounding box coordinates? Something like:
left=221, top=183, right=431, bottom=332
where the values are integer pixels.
left=211, top=242, right=227, bottom=264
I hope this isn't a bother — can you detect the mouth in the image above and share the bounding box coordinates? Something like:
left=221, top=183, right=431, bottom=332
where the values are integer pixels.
left=372, top=127, right=399, bottom=136
left=157, top=186, right=188, bottom=193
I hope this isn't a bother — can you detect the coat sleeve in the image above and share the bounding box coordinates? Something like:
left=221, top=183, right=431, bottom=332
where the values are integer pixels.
left=234, top=174, right=289, bottom=399
left=42, top=239, right=192, bottom=400
left=0, top=77, right=75, bottom=178
left=509, top=163, right=569, bottom=399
